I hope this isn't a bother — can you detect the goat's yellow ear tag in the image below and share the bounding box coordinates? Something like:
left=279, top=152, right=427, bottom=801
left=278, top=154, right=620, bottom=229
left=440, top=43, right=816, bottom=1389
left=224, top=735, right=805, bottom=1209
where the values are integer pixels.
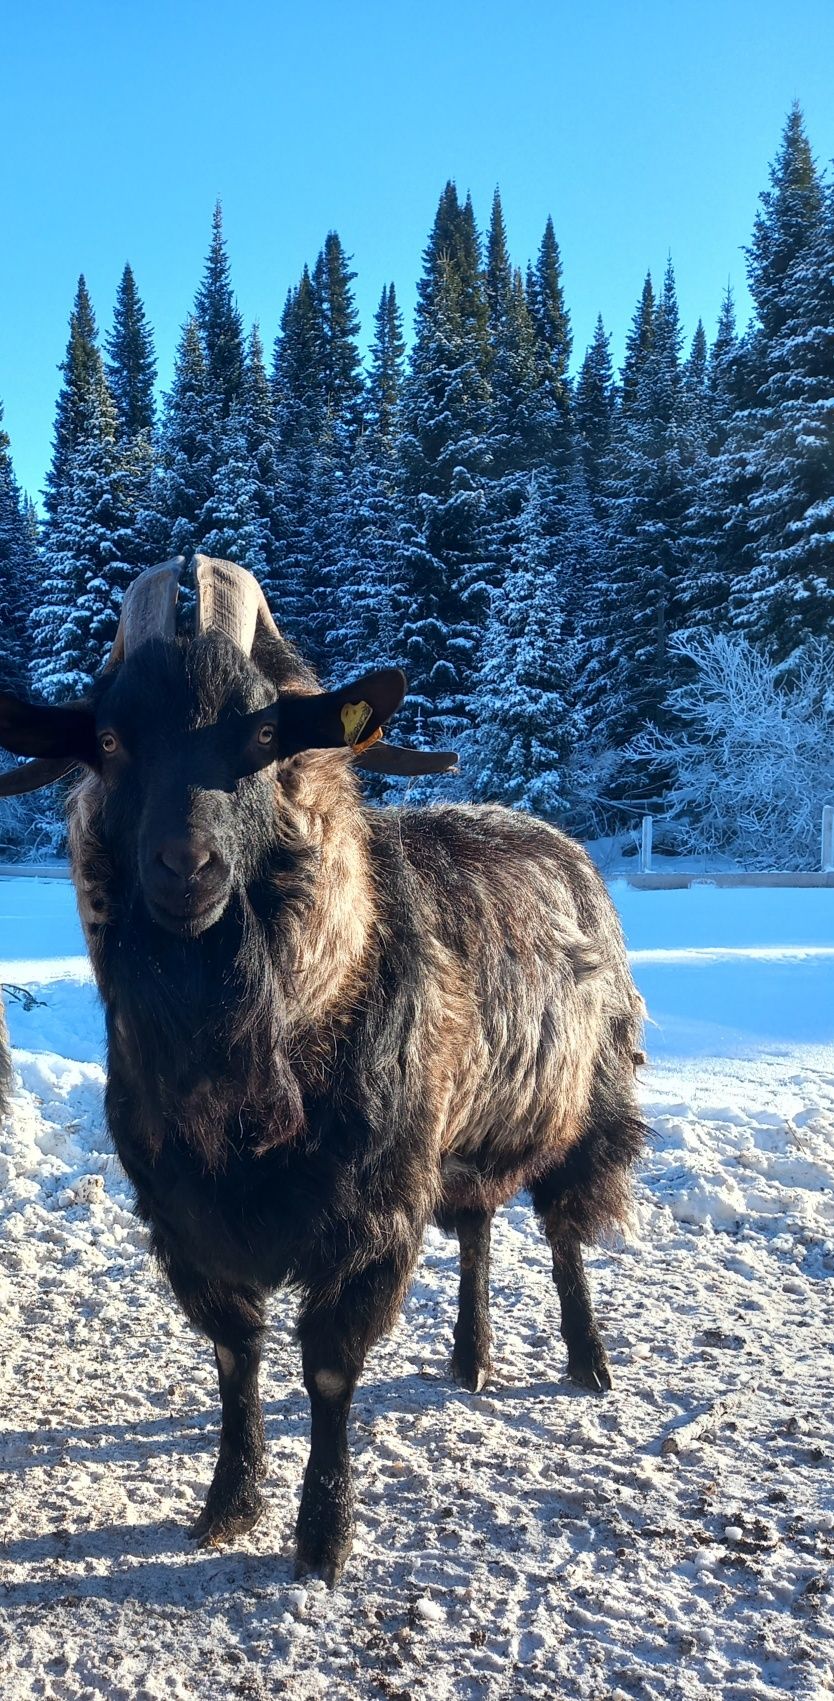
left=340, top=700, right=373, bottom=747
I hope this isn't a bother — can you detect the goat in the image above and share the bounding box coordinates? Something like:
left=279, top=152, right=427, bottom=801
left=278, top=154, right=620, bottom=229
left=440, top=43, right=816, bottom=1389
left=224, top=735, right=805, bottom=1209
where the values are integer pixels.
left=0, top=999, right=10, bottom=1118
left=0, top=555, right=646, bottom=1582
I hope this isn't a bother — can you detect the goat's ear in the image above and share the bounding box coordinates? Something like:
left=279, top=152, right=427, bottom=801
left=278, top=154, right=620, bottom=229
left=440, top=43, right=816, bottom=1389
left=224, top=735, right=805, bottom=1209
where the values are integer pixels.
left=0, top=693, right=98, bottom=764
left=243, top=669, right=408, bottom=770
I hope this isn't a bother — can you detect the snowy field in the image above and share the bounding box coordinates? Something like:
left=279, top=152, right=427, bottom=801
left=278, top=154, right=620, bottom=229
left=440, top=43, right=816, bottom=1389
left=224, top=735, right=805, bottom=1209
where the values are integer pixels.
left=0, top=876, right=832, bottom=1701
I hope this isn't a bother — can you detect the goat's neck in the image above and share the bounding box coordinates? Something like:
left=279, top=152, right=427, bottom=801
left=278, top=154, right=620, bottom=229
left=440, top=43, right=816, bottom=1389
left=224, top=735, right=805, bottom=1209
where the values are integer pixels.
left=274, top=764, right=376, bottom=1035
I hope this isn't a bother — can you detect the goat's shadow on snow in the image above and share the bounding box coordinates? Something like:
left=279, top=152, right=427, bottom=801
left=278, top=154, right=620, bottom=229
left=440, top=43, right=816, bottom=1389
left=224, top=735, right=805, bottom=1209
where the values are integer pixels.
left=0, top=1518, right=300, bottom=1609
left=0, top=1369, right=604, bottom=1609
left=0, top=1366, right=585, bottom=1472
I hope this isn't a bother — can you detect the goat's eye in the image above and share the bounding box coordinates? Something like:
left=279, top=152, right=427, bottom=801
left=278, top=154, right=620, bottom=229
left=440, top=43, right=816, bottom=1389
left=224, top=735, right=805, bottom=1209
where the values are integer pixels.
left=99, top=732, right=120, bottom=756
left=256, top=723, right=276, bottom=748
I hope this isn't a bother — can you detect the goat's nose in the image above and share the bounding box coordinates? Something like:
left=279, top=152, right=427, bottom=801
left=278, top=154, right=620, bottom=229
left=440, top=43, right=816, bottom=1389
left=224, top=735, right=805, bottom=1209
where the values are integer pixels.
left=157, top=838, right=213, bottom=882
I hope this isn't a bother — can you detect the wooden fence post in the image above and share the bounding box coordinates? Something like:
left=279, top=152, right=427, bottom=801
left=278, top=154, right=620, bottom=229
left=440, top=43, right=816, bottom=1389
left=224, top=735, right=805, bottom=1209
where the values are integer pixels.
left=640, top=814, right=653, bottom=874
left=822, top=805, right=834, bottom=873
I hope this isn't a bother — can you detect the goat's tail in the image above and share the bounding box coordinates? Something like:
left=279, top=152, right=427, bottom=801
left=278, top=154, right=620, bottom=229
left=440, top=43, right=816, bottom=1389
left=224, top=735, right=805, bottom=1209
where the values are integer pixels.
left=531, top=1047, right=648, bottom=1245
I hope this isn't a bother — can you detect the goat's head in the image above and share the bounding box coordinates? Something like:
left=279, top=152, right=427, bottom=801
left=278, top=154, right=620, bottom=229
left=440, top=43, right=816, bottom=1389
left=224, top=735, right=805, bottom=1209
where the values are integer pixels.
left=0, top=557, right=456, bottom=938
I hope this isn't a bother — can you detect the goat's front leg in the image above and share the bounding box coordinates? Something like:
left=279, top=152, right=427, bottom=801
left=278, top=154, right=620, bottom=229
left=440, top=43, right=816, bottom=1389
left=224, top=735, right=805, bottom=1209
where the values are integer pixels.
left=165, top=1260, right=268, bottom=1546
left=296, top=1251, right=412, bottom=1584
left=189, top=1333, right=267, bottom=1544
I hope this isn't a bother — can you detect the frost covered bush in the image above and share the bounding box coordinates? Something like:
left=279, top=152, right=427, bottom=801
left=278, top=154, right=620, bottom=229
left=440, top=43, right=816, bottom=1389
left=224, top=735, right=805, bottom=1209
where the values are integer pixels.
left=0, top=758, right=64, bottom=861
left=560, top=739, right=630, bottom=841
left=629, top=633, right=834, bottom=870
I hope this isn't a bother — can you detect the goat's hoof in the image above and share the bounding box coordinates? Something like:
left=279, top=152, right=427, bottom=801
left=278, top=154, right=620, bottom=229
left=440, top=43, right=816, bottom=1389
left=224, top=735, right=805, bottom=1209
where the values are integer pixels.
left=188, top=1493, right=265, bottom=1546
left=293, top=1552, right=346, bottom=1589
left=294, top=1527, right=353, bottom=1588
left=451, top=1352, right=492, bottom=1394
left=292, top=1483, right=352, bottom=1585
left=567, top=1339, right=612, bottom=1394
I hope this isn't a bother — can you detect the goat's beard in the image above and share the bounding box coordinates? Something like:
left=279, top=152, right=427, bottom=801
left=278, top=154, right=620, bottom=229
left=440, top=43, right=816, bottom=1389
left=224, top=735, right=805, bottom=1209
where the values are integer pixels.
left=108, top=883, right=308, bottom=1169
left=225, top=891, right=307, bottom=1151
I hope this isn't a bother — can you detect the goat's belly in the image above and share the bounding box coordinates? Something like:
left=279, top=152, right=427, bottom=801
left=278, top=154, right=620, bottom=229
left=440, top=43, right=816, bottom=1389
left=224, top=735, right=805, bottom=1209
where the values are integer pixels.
left=441, top=1011, right=597, bottom=1164
left=432, top=989, right=607, bottom=1219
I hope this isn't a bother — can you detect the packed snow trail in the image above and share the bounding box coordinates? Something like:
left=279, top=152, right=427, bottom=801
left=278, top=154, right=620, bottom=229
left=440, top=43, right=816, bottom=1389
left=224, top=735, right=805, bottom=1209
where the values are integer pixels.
left=0, top=877, right=832, bottom=1700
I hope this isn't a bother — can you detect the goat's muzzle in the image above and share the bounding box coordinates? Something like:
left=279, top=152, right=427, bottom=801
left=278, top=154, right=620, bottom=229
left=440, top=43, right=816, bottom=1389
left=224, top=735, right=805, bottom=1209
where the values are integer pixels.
left=143, top=833, right=232, bottom=937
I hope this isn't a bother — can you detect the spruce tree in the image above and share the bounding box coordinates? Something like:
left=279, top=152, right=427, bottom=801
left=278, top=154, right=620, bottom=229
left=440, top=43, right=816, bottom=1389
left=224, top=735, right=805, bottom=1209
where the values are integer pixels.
left=200, top=409, right=272, bottom=574
left=308, top=232, right=367, bottom=673
left=32, top=394, right=128, bottom=697
left=733, top=174, right=834, bottom=655
left=325, top=433, right=406, bottom=681
left=485, top=192, right=541, bottom=477
left=33, top=281, right=131, bottom=695
left=469, top=477, right=581, bottom=817
left=526, top=216, right=571, bottom=411
left=689, top=109, right=830, bottom=658
left=366, top=283, right=406, bottom=446
left=44, top=277, right=115, bottom=525
left=575, top=315, right=616, bottom=501
left=707, top=287, right=741, bottom=444
left=651, top=257, right=684, bottom=420
left=145, top=317, right=219, bottom=562
left=485, top=189, right=512, bottom=333
left=681, top=320, right=709, bottom=448
left=477, top=210, right=545, bottom=648
left=397, top=189, right=491, bottom=747
left=0, top=401, right=38, bottom=691
left=621, top=273, right=655, bottom=411
left=604, top=259, right=693, bottom=749
left=105, top=263, right=157, bottom=439
left=194, top=201, right=245, bottom=418
left=237, top=325, right=279, bottom=570
left=323, top=283, right=408, bottom=684
left=103, top=264, right=160, bottom=571
left=677, top=291, right=743, bottom=630
left=417, top=184, right=490, bottom=367
left=269, top=275, right=325, bottom=652
left=312, top=232, right=364, bottom=448
left=272, top=271, right=324, bottom=449
left=400, top=188, right=490, bottom=503
left=746, top=102, right=823, bottom=341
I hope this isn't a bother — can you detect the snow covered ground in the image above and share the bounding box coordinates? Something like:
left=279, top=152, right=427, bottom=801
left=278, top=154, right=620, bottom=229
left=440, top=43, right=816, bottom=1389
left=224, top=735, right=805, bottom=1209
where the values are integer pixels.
left=0, top=875, right=832, bottom=1701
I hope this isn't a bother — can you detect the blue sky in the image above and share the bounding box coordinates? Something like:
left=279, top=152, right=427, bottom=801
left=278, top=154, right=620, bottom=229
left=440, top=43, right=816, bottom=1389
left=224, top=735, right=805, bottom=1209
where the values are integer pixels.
left=3, top=0, right=834, bottom=501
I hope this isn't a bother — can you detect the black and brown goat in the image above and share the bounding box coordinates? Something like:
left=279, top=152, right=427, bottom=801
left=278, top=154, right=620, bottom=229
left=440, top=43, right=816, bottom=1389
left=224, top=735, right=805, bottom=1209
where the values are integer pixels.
left=0, top=1001, right=10, bottom=1118
left=0, top=556, right=646, bottom=1582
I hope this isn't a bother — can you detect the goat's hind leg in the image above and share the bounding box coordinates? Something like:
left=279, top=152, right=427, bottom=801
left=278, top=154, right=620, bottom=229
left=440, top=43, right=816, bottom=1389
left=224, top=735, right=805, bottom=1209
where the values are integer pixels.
left=531, top=1175, right=612, bottom=1394
left=166, top=1263, right=268, bottom=1545
left=450, top=1208, right=493, bottom=1392
left=530, top=1064, right=644, bottom=1394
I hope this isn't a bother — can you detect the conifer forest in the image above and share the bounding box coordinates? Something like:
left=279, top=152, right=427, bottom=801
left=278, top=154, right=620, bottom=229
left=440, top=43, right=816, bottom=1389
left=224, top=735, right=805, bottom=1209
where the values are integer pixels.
left=1, top=104, right=833, bottom=865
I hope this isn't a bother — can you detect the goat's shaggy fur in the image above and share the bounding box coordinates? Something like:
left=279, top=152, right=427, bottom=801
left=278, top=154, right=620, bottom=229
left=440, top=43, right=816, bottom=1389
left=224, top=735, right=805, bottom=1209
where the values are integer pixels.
left=0, top=1000, right=11, bottom=1119
left=20, top=624, right=645, bottom=1580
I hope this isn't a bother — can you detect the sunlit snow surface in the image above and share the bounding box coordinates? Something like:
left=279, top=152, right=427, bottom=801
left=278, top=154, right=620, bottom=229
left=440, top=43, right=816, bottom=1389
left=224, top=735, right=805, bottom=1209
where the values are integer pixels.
left=0, top=874, right=832, bottom=1701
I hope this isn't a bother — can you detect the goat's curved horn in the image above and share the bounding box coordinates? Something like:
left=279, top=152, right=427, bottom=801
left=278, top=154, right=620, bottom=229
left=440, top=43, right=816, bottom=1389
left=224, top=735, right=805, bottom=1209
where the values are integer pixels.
left=0, top=756, right=79, bottom=797
left=107, top=558, right=183, bottom=667
left=355, top=744, right=459, bottom=776
left=192, top=555, right=283, bottom=655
